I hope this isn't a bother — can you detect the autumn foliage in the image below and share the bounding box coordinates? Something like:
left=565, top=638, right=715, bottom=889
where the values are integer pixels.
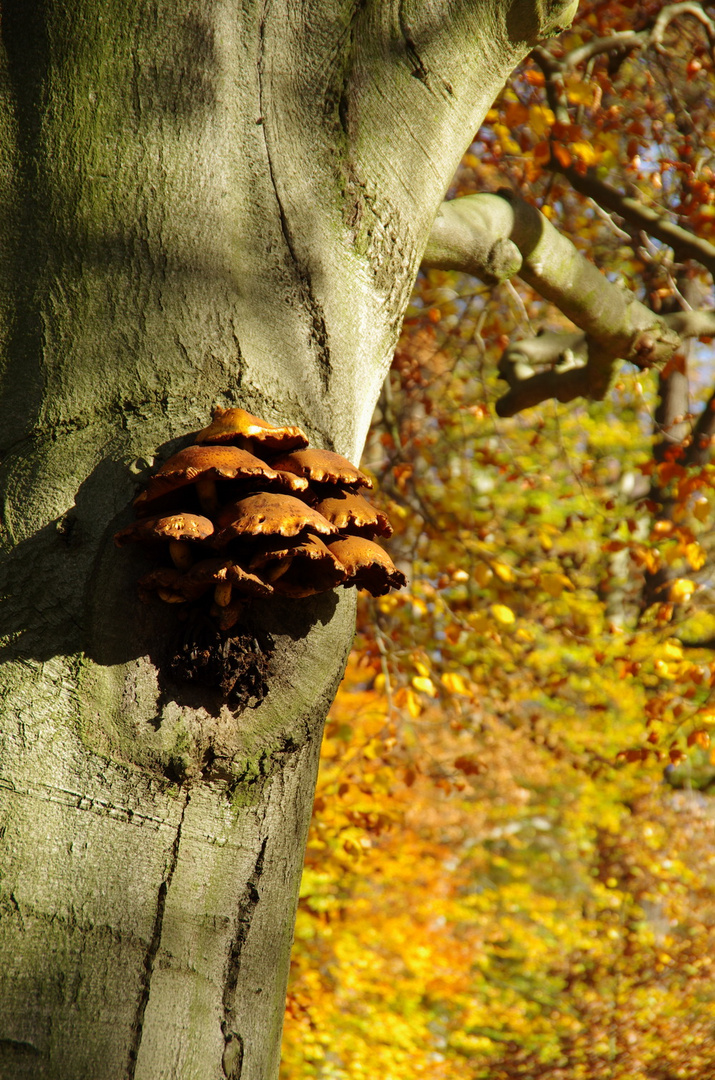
left=283, top=3, right=715, bottom=1077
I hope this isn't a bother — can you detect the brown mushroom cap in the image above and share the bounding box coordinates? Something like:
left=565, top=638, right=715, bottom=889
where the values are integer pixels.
left=250, top=535, right=346, bottom=598
left=114, top=512, right=215, bottom=547
left=194, top=406, right=309, bottom=453
left=314, top=491, right=392, bottom=539
left=213, top=492, right=337, bottom=546
left=327, top=536, right=406, bottom=596
left=133, top=446, right=283, bottom=509
left=268, top=449, right=373, bottom=490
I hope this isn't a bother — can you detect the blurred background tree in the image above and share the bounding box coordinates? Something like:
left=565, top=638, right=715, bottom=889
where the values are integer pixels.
left=283, top=3, right=715, bottom=1076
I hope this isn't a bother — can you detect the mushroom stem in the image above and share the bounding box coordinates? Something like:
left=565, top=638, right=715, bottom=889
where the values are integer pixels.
left=158, top=587, right=186, bottom=603
left=262, top=556, right=294, bottom=583
left=211, top=599, right=244, bottom=631
left=196, top=475, right=219, bottom=514
left=213, top=580, right=233, bottom=608
left=169, top=540, right=194, bottom=570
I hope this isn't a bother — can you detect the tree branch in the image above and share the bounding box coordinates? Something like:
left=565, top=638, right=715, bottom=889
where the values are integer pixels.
left=689, top=387, right=715, bottom=464
left=423, top=191, right=690, bottom=415
left=494, top=311, right=715, bottom=417
left=530, top=4, right=715, bottom=277
left=425, top=193, right=667, bottom=354
left=543, top=2, right=715, bottom=70
left=551, top=164, right=715, bottom=278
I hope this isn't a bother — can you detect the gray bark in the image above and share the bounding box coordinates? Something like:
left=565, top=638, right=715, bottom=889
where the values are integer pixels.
left=0, top=2, right=574, bottom=1077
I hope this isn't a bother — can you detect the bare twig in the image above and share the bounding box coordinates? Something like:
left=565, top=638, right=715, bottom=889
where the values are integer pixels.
left=530, top=3, right=715, bottom=276
left=541, top=2, right=715, bottom=71
left=551, top=165, right=715, bottom=278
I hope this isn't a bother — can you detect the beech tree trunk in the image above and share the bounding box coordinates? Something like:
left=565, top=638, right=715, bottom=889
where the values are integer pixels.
left=0, top=3, right=575, bottom=1077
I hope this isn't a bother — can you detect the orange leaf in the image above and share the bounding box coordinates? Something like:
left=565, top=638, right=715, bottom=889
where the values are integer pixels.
left=504, top=102, right=529, bottom=127
left=454, top=755, right=485, bottom=777
left=552, top=143, right=572, bottom=168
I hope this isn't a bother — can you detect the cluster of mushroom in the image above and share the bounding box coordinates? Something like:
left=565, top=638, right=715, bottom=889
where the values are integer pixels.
left=115, top=407, right=406, bottom=630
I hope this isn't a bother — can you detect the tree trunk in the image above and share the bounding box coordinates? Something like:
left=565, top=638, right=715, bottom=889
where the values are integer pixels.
left=0, top=2, right=570, bottom=1076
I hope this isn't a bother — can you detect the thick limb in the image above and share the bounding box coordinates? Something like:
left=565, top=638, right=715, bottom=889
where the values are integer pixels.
left=423, top=192, right=715, bottom=416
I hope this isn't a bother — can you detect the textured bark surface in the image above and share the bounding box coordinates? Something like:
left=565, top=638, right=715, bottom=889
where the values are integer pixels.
left=0, top=1, right=568, bottom=1076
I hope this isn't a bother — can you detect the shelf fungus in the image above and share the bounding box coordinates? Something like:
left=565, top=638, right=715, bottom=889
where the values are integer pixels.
left=133, top=445, right=306, bottom=517
left=249, top=535, right=346, bottom=598
left=314, top=492, right=392, bottom=539
left=114, top=512, right=215, bottom=570
left=194, top=406, right=309, bottom=454
left=116, top=406, right=406, bottom=702
left=328, top=536, right=407, bottom=596
left=213, top=492, right=338, bottom=546
left=269, top=449, right=373, bottom=490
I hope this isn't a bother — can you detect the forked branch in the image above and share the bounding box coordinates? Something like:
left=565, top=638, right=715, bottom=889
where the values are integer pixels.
left=422, top=192, right=715, bottom=416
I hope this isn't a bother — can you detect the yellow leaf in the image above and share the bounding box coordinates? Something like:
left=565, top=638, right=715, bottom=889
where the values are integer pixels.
left=441, top=672, right=469, bottom=695
left=631, top=545, right=661, bottom=573
left=570, top=141, right=600, bottom=167
left=685, top=542, right=706, bottom=570
left=493, top=124, right=521, bottom=155
left=412, top=675, right=437, bottom=697
left=362, top=715, right=386, bottom=737
left=664, top=545, right=682, bottom=566
left=669, top=578, right=696, bottom=604
left=541, top=572, right=574, bottom=597
left=405, top=688, right=422, bottom=718
left=654, top=660, right=678, bottom=680
left=490, top=603, right=515, bottom=625
left=321, top=739, right=339, bottom=759
left=414, top=661, right=430, bottom=678
left=693, top=497, right=709, bottom=522
left=474, top=563, right=493, bottom=586
left=566, top=80, right=596, bottom=106
left=528, top=104, right=555, bottom=138
left=660, top=640, right=684, bottom=661
left=491, top=561, right=515, bottom=583
left=363, top=738, right=382, bottom=759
